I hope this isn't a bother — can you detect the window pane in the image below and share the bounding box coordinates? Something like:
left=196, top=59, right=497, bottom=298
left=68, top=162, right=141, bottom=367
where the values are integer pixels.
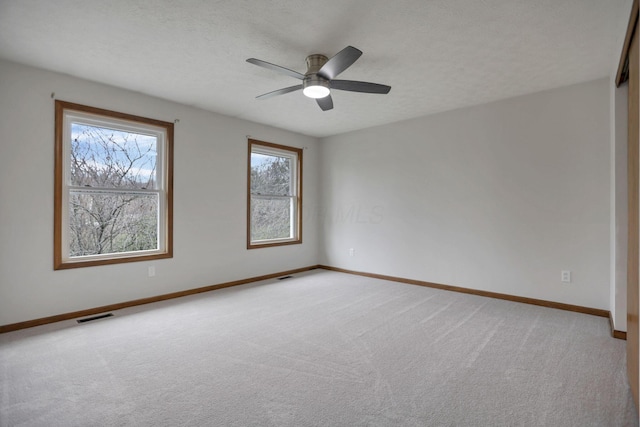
left=70, top=123, right=158, bottom=190
left=250, top=153, right=291, bottom=196
left=251, top=197, right=292, bottom=241
left=69, top=191, right=158, bottom=257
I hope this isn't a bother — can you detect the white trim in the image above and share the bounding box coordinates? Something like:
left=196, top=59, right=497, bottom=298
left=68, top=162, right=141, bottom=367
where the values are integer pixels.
left=60, top=108, right=168, bottom=262
left=249, top=143, right=300, bottom=245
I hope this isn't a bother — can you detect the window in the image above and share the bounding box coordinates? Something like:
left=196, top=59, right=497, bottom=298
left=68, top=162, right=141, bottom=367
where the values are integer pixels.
left=54, top=101, right=173, bottom=269
left=247, top=139, right=302, bottom=248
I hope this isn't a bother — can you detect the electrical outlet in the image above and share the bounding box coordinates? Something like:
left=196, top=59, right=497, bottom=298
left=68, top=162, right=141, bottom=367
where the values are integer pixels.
left=148, top=266, right=156, bottom=277
left=349, top=248, right=355, bottom=257
left=561, top=270, right=571, bottom=283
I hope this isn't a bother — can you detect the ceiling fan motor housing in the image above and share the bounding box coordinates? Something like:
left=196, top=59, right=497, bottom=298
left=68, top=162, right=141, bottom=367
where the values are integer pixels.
left=303, top=54, right=330, bottom=95
left=305, top=54, right=328, bottom=74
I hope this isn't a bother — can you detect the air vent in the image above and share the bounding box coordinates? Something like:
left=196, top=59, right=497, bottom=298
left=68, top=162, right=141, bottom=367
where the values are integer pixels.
left=77, top=313, right=114, bottom=324
left=278, top=275, right=293, bottom=280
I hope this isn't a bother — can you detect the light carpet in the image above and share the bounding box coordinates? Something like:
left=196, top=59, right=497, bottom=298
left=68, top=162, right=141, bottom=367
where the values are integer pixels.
left=0, top=270, right=637, bottom=426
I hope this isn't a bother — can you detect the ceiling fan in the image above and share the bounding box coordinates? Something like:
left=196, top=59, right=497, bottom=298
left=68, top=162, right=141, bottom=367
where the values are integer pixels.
left=246, top=46, right=391, bottom=111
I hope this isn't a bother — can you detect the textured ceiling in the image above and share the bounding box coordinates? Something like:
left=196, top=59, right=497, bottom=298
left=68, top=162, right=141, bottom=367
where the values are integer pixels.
left=0, top=0, right=632, bottom=137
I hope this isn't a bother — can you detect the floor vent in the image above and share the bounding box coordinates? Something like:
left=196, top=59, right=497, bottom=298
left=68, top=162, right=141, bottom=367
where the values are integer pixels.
left=278, top=275, right=293, bottom=280
left=76, top=313, right=114, bottom=324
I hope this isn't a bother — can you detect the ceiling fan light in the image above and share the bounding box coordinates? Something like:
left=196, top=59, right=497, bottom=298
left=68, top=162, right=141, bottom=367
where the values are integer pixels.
left=303, top=85, right=330, bottom=99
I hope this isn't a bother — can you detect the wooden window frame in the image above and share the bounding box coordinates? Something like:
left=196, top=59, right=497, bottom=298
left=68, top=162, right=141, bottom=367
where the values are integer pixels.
left=247, top=139, right=303, bottom=249
left=616, top=0, right=639, bottom=87
left=54, top=100, right=174, bottom=269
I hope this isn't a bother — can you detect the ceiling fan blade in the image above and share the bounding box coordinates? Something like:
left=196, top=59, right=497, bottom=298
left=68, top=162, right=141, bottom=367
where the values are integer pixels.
left=317, top=46, right=362, bottom=80
left=256, top=85, right=303, bottom=99
left=246, top=58, right=305, bottom=80
left=316, top=95, right=333, bottom=111
left=331, top=80, right=391, bottom=94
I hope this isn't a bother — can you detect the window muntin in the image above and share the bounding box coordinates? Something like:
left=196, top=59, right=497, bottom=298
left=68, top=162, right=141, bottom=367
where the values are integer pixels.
left=248, top=139, right=302, bottom=248
left=55, top=101, right=173, bottom=269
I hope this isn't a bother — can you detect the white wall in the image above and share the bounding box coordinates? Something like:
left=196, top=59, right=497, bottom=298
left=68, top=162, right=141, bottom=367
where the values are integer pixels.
left=0, top=59, right=320, bottom=326
left=0, top=58, right=615, bottom=325
left=320, top=79, right=611, bottom=310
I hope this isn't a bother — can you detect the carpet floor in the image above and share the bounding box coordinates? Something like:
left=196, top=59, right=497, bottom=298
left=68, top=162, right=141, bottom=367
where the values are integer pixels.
left=0, top=270, right=637, bottom=426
